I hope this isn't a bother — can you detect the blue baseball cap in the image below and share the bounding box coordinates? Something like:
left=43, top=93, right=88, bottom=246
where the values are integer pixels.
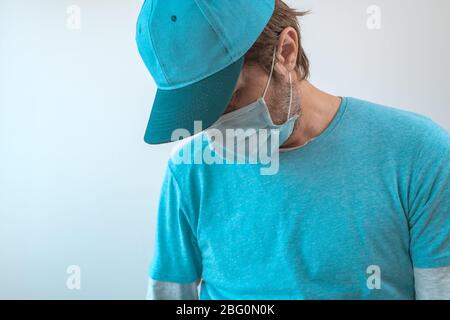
left=136, top=0, right=275, bottom=144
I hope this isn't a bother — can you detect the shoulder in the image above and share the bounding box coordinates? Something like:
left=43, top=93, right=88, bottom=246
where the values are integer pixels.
left=167, top=132, right=210, bottom=168
left=164, top=132, right=211, bottom=187
left=345, top=97, right=443, bottom=134
left=345, top=97, right=450, bottom=153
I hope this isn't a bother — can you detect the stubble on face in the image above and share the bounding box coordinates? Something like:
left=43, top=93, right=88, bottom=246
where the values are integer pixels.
left=265, top=76, right=301, bottom=126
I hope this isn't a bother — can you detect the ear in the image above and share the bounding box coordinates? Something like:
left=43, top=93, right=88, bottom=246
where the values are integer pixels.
left=274, top=27, right=299, bottom=78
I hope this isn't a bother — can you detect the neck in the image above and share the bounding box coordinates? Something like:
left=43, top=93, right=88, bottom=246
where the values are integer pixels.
left=281, top=80, right=342, bottom=149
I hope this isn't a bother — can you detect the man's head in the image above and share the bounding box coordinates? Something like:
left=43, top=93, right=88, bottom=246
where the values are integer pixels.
left=136, top=0, right=309, bottom=144
left=226, top=0, right=310, bottom=125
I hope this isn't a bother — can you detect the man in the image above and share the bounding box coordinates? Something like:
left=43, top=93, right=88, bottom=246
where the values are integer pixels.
left=136, top=0, right=450, bottom=299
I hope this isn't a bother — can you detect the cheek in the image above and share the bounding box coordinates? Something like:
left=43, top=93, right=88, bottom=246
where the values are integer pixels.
left=225, top=67, right=268, bottom=113
left=238, top=88, right=261, bottom=106
left=226, top=86, right=262, bottom=113
left=237, top=77, right=268, bottom=106
left=264, top=83, right=290, bottom=124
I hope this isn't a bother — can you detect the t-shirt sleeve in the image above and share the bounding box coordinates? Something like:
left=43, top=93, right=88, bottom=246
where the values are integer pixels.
left=148, top=162, right=202, bottom=283
left=408, top=119, right=450, bottom=268
left=414, top=266, right=450, bottom=300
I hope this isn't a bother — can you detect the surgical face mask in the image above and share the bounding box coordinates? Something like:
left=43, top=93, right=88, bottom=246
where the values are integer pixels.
left=206, top=48, right=299, bottom=163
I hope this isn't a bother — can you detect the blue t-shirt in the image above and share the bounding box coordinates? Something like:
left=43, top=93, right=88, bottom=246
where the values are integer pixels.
left=149, top=97, right=450, bottom=299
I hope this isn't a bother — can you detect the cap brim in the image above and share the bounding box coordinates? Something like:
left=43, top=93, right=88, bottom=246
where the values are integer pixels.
left=144, top=57, right=244, bottom=144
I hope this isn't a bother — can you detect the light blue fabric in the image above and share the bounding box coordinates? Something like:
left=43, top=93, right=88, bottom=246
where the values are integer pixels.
left=149, top=97, right=450, bottom=299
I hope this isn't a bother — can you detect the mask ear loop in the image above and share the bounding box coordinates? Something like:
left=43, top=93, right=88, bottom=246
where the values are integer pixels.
left=262, top=47, right=277, bottom=99
left=262, top=47, right=294, bottom=122
left=287, top=72, right=293, bottom=120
